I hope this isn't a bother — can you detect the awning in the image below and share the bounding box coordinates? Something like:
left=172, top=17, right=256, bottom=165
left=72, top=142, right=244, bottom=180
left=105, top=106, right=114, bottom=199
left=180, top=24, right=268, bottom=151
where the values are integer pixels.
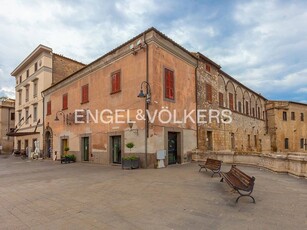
left=6, top=132, right=40, bottom=137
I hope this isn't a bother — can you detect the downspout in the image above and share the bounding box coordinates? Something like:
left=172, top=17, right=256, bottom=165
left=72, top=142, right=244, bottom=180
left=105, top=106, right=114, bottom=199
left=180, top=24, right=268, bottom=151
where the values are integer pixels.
left=143, top=32, right=148, bottom=168
left=195, top=58, right=199, bottom=149
left=8, top=107, right=11, bottom=141
left=41, top=91, right=45, bottom=158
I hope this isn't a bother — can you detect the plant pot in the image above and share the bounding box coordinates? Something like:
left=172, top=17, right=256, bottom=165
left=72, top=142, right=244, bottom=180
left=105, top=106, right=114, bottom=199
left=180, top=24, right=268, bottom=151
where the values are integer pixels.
left=122, top=157, right=140, bottom=169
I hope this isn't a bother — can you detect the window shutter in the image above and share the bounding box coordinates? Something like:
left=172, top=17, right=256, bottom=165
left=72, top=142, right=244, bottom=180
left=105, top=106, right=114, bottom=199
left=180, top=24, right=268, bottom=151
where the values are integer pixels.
left=82, top=85, right=88, bottom=103
left=206, top=84, right=212, bottom=103
left=219, top=92, right=223, bottom=107
left=165, top=69, right=174, bottom=100
left=229, top=93, right=234, bottom=110
left=63, top=94, right=68, bottom=110
left=47, top=101, right=51, bottom=115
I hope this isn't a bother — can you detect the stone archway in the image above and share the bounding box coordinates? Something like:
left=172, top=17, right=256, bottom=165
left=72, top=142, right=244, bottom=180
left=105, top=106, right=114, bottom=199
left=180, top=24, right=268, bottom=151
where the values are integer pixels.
left=44, top=127, right=53, bottom=158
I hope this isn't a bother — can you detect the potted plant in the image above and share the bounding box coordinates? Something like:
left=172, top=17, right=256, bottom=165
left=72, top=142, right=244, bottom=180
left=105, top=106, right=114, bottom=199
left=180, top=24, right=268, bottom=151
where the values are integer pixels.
left=122, top=155, right=140, bottom=169
left=126, top=142, right=134, bottom=152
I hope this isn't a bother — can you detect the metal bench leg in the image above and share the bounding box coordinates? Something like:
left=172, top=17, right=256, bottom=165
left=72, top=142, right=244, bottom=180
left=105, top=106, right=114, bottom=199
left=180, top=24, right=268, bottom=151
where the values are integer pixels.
left=220, top=177, right=224, bottom=182
left=236, top=191, right=256, bottom=203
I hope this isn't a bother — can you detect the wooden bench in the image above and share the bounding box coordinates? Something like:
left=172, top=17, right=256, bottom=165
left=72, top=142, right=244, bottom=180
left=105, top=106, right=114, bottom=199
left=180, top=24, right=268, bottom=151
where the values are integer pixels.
left=220, top=165, right=256, bottom=203
left=199, top=158, right=222, bottom=177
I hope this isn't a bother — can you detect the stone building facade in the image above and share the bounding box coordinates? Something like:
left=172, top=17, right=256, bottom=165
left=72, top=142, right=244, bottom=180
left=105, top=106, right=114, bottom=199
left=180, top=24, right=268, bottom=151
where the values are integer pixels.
left=266, top=101, right=307, bottom=153
left=194, top=52, right=270, bottom=155
left=0, top=98, right=15, bottom=154
left=10, top=45, right=85, bottom=155
left=43, top=28, right=197, bottom=168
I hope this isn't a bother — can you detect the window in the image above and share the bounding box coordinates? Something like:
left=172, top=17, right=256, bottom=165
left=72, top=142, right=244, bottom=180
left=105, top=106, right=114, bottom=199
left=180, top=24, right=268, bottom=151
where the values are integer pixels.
left=219, top=92, right=224, bottom=107
left=291, top=112, right=295, bottom=120
left=238, top=101, right=242, bottom=113
left=81, top=84, right=89, bottom=103
left=248, top=135, right=251, bottom=148
left=33, top=105, right=37, bottom=122
left=18, top=111, right=22, bottom=122
left=19, top=75, right=22, bottom=83
left=62, top=93, right=68, bottom=110
left=33, top=81, right=38, bottom=98
left=229, top=93, right=234, bottom=110
left=25, top=109, right=29, bottom=124
left=263, top=111, right=265, bottom=120
left=164, top=68, right=174, bottom=100
left=206, top=83, right=212, bottom=103
left=111, top=71, right=121, bottom=93
left=252, top=108, right=255, bottom=117
left=300, top=138, right=304, bottom=149
left=26, top=69, right=29, bottom=78
left=11, top=112, right=15, bottom=121
left=205, top=64, right=211, bottom=72
left=257, top=107, right=260, bottom=118
left=254, top=135, right=257, bottom=147
left=34, top=62, right=38, bottom=72
left=283, top=111, right=287, bottom=121
left=47, top=101, right=51, bottom=116
left=245, top=101, right=249, bottom=115
left=25, top=86, right=29, bottom=102
left=285, top=138, right=289, bottom=149
left=18, top=90, right=22, bottom=105
left=301, top=113, right=304, bottom=121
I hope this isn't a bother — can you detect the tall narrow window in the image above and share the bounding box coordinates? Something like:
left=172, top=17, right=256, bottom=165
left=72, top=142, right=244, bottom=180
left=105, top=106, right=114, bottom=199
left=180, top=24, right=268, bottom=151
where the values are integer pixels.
left=245, top=101, right=249, bottom=115
left=283, top=111, right=287, bottom=121
left=300, top=138, right=304, bottom=149
left=285, top=138, right=289, bottom=149
left=25, top=109, right=29, bottom=124
left=18, top=90, right=22, bottom=105
left=257, top=107, right=260, bottom=118
left=25, top=85, right=29, bottom=102
left=165, top=68, right=174, bottom=100
left=26, top=69, right=29, bottom=78
left=111, top=71, right=121, bottom=93
left=291, top=112, right=295, bottom=120
left=19, top=75, right=22, bottom=83
left=205, top=64, right=211, bottom=72
left=81, top=84, right=89, bottom=104
left=252, top=108, right=255, bottom=117
left=18, top=111, right=22, bottom=122
left=47, top=101, right=51, bottom=116
left=63, top=94, right=68, bottom=110
left=11, top=112, right=15, bottom=121
left=206, top=83, right=212, bottom=103
left=219, top=92, right=224, bottom=107
left=238, top=101, right=242, bottom=113
left=229, top=93, right=234, bottom=110
left=33, top=105, right=37, bottom=122
left=33, top=81, right=38, bottom=98
left=34, top=62, right=38, bottom=72
left=300, top=113, right=304, bottom=121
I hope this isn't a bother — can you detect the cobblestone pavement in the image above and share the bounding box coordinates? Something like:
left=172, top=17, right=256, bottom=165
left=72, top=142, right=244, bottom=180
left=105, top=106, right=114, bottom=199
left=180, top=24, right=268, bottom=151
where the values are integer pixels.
left=0, top=155, right=306, bottom=230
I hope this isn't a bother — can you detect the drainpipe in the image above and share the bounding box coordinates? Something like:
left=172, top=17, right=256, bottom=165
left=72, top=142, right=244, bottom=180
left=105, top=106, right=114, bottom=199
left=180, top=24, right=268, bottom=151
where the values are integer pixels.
left=143, top=32, right=148, bottom=168
left=41, top=91, right=45, bottom=158
left=195, top=58, right=199, bottom=149
left=7, top=107, right=11, bottom=141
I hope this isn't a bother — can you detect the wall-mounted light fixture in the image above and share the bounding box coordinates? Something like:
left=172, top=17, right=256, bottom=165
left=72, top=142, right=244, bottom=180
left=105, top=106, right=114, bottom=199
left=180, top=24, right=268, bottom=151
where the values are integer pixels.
left=128, top=121, right=138, bottom=135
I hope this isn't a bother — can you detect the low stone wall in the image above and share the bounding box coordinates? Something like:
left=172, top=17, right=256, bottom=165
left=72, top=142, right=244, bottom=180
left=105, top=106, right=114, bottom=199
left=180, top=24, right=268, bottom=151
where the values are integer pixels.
left=191, top=150, right=307, bottom=178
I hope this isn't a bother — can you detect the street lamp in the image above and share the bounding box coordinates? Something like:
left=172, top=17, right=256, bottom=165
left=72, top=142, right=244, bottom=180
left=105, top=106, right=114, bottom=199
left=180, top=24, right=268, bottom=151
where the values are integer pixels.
left=137, top=81, right=151, bottom=168
left=55, top=111, right=65, bottom=123
left=137, top=81, right=151, bottom=104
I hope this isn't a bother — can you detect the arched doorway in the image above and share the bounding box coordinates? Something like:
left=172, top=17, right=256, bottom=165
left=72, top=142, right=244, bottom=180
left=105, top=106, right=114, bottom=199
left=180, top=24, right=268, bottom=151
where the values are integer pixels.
left=44, top=127, right=53, bottom=158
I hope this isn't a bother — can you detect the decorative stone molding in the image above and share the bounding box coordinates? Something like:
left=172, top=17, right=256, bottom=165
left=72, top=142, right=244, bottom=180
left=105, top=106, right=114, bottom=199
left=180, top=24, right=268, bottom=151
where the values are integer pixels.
left=191, top=150, right=307, bottom=178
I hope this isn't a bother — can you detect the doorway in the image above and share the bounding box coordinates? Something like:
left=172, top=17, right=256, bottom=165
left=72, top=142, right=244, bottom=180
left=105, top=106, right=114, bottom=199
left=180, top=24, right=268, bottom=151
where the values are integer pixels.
left=25, top=139, right=29, bottom=156
left=207, top=131, right=213, bottom=150
left=17, top=140, right=21, bottom=151
left=231, top=133, right=235, bottom=150
left=111, top=136, right=121, bottom=164
left=45, top=131, right=51, bottom=158
left=61, top=138, right=68, bottom=157
left=168, top=132, right=178, bottom=165
left=81, top=137, right=89, bottom=161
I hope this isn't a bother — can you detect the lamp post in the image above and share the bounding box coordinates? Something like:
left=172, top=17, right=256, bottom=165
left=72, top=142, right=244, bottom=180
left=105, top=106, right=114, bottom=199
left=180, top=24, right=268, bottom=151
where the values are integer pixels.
left=54, top=111, right=66, bottom=124
left=137, top=81, right=151, bottom=168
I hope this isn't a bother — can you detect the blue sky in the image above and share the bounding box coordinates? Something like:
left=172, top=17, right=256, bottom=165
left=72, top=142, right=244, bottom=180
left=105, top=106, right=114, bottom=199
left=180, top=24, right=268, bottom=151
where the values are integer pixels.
left=0, top=0, right=306, bottom=103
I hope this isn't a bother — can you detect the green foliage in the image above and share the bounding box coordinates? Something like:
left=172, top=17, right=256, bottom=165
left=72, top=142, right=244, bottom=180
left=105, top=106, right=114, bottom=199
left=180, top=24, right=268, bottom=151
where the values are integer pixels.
left=65, top=154, right=76, bottom=162
left=126, top=142, right=135, bottom=149
left=64, top=146, right=70, bottom=152
left=122, top=155, right=139, bottom=161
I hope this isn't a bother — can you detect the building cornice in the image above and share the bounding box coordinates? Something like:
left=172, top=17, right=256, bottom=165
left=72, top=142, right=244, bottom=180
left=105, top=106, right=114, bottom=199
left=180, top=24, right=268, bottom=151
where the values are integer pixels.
left=11, top=45, right=52, bottom=76
left=42, top=28, right=197, bottom=96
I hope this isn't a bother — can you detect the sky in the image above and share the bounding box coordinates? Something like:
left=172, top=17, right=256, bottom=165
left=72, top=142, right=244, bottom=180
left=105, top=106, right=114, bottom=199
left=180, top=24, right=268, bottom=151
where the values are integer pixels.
left=0, top=0, right=306, bottom=103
